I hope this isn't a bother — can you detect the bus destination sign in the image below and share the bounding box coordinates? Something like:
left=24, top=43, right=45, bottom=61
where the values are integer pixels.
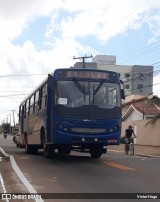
left=59, top=70, right=116, bottom=80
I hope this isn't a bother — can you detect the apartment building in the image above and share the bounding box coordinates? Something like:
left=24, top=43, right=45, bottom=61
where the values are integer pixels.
left=92, top=55, right=153, bottom=96
left=71, top=55, right=153, bottom=96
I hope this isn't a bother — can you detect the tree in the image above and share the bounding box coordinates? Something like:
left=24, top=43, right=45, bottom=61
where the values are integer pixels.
left=1, top=123, right=10, bottom=133
left=146, top=95, right=160, bottom=126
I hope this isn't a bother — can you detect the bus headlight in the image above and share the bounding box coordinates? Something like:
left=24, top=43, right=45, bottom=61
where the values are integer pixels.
left=64, top=128, right=68, bottom=132
left=109, top=125, right=119, bottom=133
left=82, top=138, right=85, bottom=142
left=94, top=138, right=98, bottom=142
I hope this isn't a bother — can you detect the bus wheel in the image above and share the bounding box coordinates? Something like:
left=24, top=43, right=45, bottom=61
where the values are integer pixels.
left=58, top=147, right=65, bottom=155
left=42, top=134, right=52, bottom=158
left=89, top=145, right=103, bottom=159
left=44, top=145, right=52, bottom=158
left=58, top=145, right=71, bottom=155
left=25, top=136, right=32, bottom=154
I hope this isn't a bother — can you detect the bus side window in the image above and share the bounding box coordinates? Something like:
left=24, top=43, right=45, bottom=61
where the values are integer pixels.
left=19, top=105, right=21, bottom=122
left=30, top=95, right=34, bottom=115
left=26, top=99, right=30, bottom=116
left=35, top=91, right=39, bottom=113
left=24, top=102, right=26, bottom=118
left=38, top=88, right=42, bottom=110
left=33, top=93, right=36, bottom=114
left=41, top=84, right=47, bottom=109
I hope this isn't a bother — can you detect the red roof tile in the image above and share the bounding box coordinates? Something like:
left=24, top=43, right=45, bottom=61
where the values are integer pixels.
left=132, top=102, right=160, bottom=115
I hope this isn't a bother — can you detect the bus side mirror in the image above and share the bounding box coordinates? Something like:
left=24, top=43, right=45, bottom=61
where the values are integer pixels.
left=48, top=74, right=54, bottom=89
left=120, top=80, right=125, bottom=100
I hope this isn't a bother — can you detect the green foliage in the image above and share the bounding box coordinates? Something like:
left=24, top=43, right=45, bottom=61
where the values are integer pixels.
left=146, top=113, right=160, bottom=126
left=146, top=96, right=160, bottom=126
left=120, top=136, right=126, bottom=144
left=1, top=123, right=10, bottom=133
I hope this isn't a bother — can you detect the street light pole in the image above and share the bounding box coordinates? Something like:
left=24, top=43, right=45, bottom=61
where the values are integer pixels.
left=8, top=114, right=11, bottom=134
left=11, top=110, right=15, bottom=127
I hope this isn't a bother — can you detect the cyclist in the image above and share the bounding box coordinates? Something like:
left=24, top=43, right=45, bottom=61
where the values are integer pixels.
left=124, top=125, right=136, bottom=152
left=4, top=130, right=8, bottom=139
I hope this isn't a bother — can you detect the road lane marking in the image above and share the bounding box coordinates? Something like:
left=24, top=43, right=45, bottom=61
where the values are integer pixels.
left=0, top=173, right=9, bottom=202
left=104, top=161, right=136, bottom=171
left=0, top=147, right=44, bottom=202
left=10, top=156, right=44, bottom=202
left=18, top=157, right=30, bottom=160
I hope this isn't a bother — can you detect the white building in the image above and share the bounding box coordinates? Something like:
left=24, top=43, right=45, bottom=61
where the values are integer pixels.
left=92, top=55, right=153, bottom=97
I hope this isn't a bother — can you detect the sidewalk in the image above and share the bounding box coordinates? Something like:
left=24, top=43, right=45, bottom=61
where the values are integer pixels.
left=108, top=144, right=160, bottom=158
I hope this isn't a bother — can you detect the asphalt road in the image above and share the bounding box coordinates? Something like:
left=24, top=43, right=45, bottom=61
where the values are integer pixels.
left=1, top=135, right=160, bottom=202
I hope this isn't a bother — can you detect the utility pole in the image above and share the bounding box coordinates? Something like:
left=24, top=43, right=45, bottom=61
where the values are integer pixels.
left=8, top=114, right=11, bottom=134
left=11, top=110, right=15, bottom=127
left=73, top=55, right=93, bottom=68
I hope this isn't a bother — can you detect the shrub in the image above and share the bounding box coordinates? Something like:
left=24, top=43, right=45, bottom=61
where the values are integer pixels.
left=120, top=136, right=125, bottom=144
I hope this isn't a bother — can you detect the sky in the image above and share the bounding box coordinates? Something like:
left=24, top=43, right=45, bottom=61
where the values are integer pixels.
left=0, top=0, right=160, bottom=125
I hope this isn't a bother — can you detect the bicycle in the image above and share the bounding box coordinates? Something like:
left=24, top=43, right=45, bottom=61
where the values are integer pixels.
left=125, top=137, right=134, bottom=155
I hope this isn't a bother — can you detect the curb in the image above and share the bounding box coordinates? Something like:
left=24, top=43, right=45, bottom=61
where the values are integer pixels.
left=108, top=149, right=160, bottom=159
left=0, top=147, right=10, bottom=161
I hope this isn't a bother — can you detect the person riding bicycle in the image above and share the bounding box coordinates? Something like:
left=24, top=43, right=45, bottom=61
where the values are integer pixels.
left=124, top=125, right=136, bottom=151
left=4, top=130, right=8, bottom=139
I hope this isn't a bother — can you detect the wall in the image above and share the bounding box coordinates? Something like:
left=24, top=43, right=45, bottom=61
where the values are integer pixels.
left=122, top=119, right=160, bottom=146
left=124, top=110, right=142, bottom=121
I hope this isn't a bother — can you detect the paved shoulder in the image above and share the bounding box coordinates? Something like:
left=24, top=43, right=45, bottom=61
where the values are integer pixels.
left=108, top=144, right=160, bottom=158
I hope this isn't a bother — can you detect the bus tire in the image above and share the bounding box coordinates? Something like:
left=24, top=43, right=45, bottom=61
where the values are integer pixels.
left=44, top=145, right=52, bottom=158
left=58, top=145, right=71, bottom=155
left=42, top=133, right=52, bottom=158
left=25, top=136, right=32, bottom=154
left=58, top=147, right=65, bottom=155
left=89, top=145, right=103, bottom=159
left=19, top=143, right=23, bottom=148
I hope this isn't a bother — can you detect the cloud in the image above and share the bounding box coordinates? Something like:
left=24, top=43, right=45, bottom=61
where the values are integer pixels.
left=0, top=0, right=62, bottom=40
left=153, top=74, right=160, bottom=96
left=51, top=0, right=157, bottom=42
left=0, top=0, right=160, bottom=123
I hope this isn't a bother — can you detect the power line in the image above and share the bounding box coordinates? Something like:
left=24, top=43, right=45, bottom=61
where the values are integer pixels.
left=0, top=93, right=28, bottom=97
left=100, top=0, right=148, bottom=47
left=118, top=44, right=160, bottom=64
left=0, top=73, right=47, bottom=77
left=117, top=40, right=160, bottom=63
left=96, top=3, right=160, bottom=66
left=119, top=61, right=160, bottom=81
left=125, top=82, right=160, bottom=93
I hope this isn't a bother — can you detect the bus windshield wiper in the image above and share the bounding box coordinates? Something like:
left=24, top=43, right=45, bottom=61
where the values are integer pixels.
left=92, top=80, right=105, bottom=95
left=73, top=80, right=85, bottom=94
left=73, top=80, right=86, bottom=102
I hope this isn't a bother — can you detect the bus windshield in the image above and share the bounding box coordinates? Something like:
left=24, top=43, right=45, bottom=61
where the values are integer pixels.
left=55, top=80, right=121, bottom=119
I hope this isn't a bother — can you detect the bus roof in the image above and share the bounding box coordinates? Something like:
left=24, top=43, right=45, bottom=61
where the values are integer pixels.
left=20, top=75, right=48, bottom=105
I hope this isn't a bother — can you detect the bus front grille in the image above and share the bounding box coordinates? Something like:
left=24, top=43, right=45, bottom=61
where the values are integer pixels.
left=71, top=128, right=106, bottom=134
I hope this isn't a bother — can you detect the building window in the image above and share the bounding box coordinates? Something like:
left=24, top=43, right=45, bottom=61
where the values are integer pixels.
left=125, top=73, right=130, bottom=80
left=124, top=84, right=130, bottom=89
left=138, top=84, right=143, bottom=92
left=139, top=73, right=144, bottom=80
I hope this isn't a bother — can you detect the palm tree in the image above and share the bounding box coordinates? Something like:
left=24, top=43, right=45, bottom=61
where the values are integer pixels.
left=146, top=95, right=160, bottom=125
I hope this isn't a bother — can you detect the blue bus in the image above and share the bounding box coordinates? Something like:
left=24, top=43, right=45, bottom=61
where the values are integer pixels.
left=19, top=68, right=124, bottom=158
